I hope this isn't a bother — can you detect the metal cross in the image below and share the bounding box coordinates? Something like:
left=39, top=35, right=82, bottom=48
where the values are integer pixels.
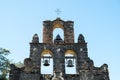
left=56, top=9, right=61, bottom=17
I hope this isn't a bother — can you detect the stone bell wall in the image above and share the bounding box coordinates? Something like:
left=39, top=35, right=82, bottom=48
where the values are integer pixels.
left=9, top=18, right=110, bottom=80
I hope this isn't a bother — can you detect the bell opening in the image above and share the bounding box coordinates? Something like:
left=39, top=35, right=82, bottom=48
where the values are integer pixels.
left=41, top=53, right=53, bottom=74
left=65, top=53, right=76, bottom=74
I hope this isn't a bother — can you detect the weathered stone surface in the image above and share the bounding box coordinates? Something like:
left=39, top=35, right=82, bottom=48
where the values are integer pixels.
left=9, top=18, right=110, bottom=80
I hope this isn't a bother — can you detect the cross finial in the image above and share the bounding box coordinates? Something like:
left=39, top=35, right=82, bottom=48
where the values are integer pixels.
left=55, top=9, right=61, bottom=17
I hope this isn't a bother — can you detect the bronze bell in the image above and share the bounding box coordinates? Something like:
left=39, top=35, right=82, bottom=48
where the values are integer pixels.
left=43, top=60, right=50, bottom=66
left=67, top=60, right=74, bottom=67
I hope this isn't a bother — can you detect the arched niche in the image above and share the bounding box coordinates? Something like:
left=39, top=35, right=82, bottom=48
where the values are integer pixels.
left=41, top=49, right=53, bottom=74
left=65, top=50, right=76, bottom=56
left=52, top=19, right=64, bottom=30
left=53, top=28, right=64, bottom=41
left=65, top=50, right=77, bottom=74
left=52, top=19, right=64, bottom=43
left=41, top=49, right=53, bottom=57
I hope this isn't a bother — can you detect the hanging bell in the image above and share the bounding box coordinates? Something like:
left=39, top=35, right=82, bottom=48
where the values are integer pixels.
left=43, top=60, right=50, bottom=66
left=67, top=60, right=74, bottom=67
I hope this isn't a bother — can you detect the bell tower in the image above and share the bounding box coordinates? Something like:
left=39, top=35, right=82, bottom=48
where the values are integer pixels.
left=43, top=18, right=74, bottom=44
left=9, top=18, right=110, bottom=80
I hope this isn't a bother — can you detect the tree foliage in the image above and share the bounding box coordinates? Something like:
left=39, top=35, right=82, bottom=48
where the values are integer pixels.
left=0, top=48, right=10, bottom=80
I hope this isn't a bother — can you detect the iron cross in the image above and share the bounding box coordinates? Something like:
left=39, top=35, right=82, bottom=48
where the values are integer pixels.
left=56, top=9, right=61, bottom=17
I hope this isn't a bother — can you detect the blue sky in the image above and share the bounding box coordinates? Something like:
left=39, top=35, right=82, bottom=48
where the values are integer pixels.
left=0, top=0, right=120, bottom=80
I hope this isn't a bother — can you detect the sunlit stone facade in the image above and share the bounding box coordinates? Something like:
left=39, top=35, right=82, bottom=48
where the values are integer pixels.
left=9, top=18, right=110, bottom=80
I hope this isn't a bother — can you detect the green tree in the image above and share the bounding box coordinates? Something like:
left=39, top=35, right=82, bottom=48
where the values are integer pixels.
left=0, top=48, right=10, bottom=80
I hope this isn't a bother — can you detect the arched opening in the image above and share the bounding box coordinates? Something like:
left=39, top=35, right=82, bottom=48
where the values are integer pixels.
left=65, top=50, right=77, bottom=74
left=53, top=28, right=64, bottom=41
left=41, top=49, right=53, bottom=74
